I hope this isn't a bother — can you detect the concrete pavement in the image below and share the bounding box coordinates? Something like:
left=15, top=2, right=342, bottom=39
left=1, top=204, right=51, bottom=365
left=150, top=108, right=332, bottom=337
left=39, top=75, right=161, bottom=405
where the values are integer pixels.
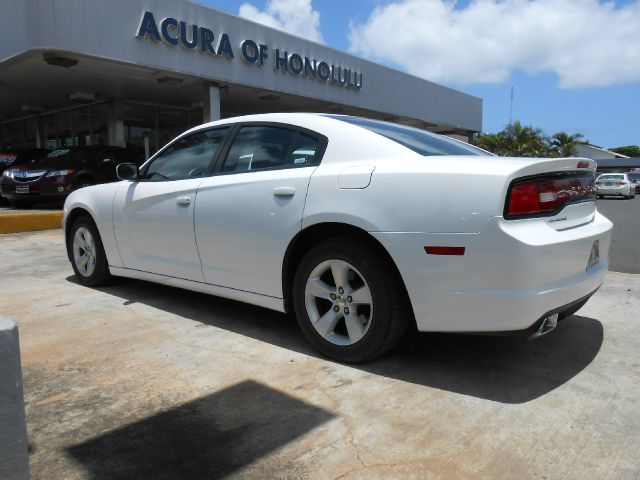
left=1, top=229, right=639, bottom=479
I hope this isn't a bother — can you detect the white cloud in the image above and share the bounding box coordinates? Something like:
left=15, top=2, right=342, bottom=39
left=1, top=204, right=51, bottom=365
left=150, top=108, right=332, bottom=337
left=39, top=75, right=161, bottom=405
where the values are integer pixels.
left=348, top=0, right=640, bottom=88
left=239, top=0, right=324, bottom=44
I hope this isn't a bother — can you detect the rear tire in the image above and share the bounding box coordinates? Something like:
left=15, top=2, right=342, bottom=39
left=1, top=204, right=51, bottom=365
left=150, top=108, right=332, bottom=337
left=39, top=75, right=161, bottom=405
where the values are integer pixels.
left=292, top=238, right=410, bottom=363
left=67, top=215, right=112, bottom=287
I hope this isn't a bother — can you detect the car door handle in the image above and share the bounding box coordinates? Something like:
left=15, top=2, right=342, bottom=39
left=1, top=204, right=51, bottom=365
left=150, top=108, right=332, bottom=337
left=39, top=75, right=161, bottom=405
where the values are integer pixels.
left=273, top=187, right=295, bottom=197
left=176, top=196, right=191, bottom=206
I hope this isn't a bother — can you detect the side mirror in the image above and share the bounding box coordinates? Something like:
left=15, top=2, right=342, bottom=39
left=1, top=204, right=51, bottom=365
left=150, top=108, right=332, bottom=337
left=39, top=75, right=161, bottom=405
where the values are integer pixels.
left=116, top=163, right=139, bottom=181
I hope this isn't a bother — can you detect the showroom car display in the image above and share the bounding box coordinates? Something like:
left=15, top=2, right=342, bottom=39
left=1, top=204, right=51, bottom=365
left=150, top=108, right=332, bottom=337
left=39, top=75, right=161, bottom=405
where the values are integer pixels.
left=595, top=173, right=636, bottom=199
left=1, top=146, right=139, bottom=208
left=62, top=113, right=612, bottom=362
left=0, top=148, right=50, bottom=202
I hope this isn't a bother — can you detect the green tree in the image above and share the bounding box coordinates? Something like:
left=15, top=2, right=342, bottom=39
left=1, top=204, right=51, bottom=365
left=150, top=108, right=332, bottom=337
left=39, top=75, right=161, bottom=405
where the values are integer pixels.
left=610, top=145, right=640, bottom=157
left=476, top=121, right=552, bottom=157
left=550, top=131, right=584, bottom=157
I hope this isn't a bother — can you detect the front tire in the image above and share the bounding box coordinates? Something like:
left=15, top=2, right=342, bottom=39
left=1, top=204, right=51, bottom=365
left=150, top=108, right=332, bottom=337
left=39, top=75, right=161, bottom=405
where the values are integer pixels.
left=67, top=215, right=112, bottom=287
left=292, top=238, right=409, bottom=363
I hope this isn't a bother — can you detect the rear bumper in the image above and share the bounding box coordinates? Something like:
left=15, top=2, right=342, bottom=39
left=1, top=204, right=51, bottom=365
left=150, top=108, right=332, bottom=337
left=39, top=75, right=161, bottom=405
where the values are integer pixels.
left=481, top=288, right=597, bottom=338
left=372, top=210, right=612, bottom=333
left=597, top=186, right=631, bottom=196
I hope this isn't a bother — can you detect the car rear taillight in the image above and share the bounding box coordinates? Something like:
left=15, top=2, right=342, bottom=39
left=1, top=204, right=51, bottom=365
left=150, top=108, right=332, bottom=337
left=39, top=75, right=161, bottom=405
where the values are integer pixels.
left=505, top=172, right=595, bottom=219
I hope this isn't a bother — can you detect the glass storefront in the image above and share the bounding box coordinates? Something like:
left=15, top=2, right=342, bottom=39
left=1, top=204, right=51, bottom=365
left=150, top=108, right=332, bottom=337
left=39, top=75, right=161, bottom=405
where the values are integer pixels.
left=124, top=102, right=203, bottom=160
left=0, top=102, right=110, bottom=150
left=1, top=100, right=204, bottom=157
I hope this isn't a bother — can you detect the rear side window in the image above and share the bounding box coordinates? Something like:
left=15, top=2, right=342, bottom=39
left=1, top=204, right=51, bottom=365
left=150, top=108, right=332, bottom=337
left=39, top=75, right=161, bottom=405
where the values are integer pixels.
left=326, top=115, right=488, bottom=157
left=222, top=126, right=296, bottom=172
left=288, top=133, right=319, bottom=166
left=143, top=128, right=229, bottom=181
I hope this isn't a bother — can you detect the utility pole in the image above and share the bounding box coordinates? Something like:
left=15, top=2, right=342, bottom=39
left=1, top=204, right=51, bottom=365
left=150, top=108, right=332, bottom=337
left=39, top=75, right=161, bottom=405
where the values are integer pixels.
left=508, top=86, right=514, bottom=125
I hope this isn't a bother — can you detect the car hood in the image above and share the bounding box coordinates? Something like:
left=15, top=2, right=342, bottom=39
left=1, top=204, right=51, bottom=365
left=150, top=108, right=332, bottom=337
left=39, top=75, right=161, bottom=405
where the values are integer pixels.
left=9, top=158, right=76, bottom=170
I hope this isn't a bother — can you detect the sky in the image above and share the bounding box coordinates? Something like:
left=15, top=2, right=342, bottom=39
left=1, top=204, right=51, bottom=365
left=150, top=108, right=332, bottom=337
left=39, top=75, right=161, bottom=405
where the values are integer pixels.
left=200, top=0, right=640, bottom=149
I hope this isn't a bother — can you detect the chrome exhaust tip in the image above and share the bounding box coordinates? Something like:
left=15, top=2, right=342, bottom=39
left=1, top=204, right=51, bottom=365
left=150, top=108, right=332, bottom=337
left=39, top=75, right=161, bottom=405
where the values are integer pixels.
left=528, top=313, right=559, bottom=340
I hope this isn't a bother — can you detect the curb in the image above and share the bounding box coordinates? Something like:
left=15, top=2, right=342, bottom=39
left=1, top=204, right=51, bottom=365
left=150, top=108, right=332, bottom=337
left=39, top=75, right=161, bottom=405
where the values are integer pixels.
left=0, top=212, right=63, bottom=234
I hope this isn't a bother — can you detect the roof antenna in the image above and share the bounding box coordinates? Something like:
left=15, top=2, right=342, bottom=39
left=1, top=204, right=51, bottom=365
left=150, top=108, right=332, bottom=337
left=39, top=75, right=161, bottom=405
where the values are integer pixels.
left=508, top=86, right=514, bottom=125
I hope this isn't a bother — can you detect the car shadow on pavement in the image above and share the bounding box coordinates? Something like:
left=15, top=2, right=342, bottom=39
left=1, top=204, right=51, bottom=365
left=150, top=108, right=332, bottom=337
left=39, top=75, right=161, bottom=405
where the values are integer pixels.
left=71, top=277, right=604, bottom=405
left=66, top=380, right=334, bottom=480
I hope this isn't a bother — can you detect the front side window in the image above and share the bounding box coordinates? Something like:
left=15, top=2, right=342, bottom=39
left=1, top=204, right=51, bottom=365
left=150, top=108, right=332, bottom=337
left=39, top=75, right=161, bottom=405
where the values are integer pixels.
left=143, top=128, right=229, bottom=181
left=222, top=126, right=297, bottom=173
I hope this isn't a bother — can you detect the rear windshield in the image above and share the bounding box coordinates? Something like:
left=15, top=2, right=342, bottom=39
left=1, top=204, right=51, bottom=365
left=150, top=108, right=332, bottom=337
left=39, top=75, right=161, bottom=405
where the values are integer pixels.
left=326, top=115, right=489, bottom=157
left=598, top=174, right=624, bottom=180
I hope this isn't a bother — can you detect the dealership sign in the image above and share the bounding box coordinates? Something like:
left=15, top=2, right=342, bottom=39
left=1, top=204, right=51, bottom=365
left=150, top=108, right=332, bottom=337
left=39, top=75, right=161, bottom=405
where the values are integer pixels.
left=136, top=11, right=363, bottom=91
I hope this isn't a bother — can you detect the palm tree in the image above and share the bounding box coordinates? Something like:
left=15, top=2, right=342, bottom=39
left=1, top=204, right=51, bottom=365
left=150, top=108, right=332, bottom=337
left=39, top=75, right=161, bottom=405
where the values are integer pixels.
left=502, top=121, right=551, bottom=157
left=477, top=121, right=551, bottom=157
left=550, top=131, right=583, bottom=157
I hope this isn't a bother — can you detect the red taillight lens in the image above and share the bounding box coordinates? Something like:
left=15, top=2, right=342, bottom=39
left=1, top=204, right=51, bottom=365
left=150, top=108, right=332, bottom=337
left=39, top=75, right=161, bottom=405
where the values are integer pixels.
left=508, top=182, right=540, bottom=216
left=506, top=173, right=595, bottom=219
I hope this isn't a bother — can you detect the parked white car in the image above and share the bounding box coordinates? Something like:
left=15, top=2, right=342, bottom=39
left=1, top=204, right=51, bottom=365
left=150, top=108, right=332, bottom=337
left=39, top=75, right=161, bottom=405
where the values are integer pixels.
left=595, top=173, right=636, bottom=199
left=63, top=113, right=612, bottom=362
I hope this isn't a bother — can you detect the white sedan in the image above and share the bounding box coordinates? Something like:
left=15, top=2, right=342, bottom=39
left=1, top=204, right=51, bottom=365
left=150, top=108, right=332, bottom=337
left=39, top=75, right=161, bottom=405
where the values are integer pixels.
left=595, top=173, right=636, bottom=199
left=63, top=113, right=612, bottom=362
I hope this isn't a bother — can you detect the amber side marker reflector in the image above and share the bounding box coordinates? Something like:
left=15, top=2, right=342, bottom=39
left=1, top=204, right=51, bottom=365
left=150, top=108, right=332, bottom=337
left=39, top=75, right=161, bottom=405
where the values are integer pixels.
left=424, top=246, right=466, bottom=255
left=577, top=161, right=590, bottom=168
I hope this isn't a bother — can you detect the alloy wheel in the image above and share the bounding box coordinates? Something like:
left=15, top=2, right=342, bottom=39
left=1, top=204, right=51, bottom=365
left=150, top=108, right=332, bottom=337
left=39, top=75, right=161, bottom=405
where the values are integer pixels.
left=304, top=259, right=374, bottom=346
left=72, top=226, right=97, bottom=277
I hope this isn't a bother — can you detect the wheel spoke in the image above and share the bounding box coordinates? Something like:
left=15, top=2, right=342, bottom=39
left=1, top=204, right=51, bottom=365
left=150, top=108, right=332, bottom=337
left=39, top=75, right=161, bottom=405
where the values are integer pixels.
left=344, top=313, right=365, bottom=343
left=307, top=278, right=335, bottom=300
left=349, top=285, right=372, bottom=306
left=85, top=233, right=95, bottom=252
left=78, top=255, right=88, bottom=270
left=75, top=235, right=86, bottom=250
left=330, top=260, right=350, bottom=290
left=314, top=309, right=342, bottom=337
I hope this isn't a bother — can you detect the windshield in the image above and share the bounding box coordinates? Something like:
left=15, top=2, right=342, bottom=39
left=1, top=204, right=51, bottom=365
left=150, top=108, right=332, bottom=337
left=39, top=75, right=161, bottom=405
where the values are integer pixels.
left=598, top=174, right=624, bottom=180
left=47, top=149, right=71, bottom=159
left=325, top=115, right=489, bottom=157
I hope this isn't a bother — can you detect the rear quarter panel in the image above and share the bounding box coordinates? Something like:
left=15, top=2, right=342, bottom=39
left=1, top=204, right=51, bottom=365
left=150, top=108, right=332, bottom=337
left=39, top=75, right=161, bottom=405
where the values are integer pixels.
left=304, top=155, right=515, bottom=234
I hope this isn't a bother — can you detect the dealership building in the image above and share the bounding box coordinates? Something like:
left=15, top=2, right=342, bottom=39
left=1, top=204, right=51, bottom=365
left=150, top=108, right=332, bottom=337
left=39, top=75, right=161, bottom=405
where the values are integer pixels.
left=1, top=0, right=482, bottom=159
